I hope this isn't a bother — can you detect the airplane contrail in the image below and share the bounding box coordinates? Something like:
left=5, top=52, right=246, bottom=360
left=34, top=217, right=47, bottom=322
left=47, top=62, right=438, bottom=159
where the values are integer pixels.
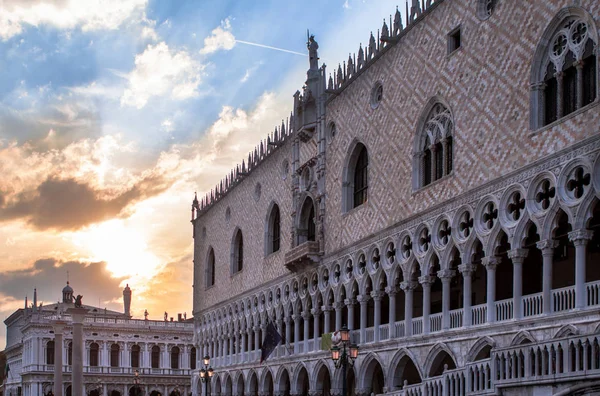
left=235, top=40, right=306, bottom=56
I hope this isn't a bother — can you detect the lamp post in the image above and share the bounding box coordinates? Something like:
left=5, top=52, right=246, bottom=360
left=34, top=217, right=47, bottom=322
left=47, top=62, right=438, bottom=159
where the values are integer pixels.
left=330, top=325, right=359, bottom=396
left=133, top=369, right=141, bottom=396
left=199, top=355, right=214, bottom=396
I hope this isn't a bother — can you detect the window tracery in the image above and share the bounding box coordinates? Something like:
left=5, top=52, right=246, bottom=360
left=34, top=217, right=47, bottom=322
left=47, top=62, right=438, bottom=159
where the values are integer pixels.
left=343, top=142, right=369, bottom=212
left=415, top=103, right=454, bottom=189
left=532, top=14, right=597, bottom=128
left=206, top=248, right=215, bottom=288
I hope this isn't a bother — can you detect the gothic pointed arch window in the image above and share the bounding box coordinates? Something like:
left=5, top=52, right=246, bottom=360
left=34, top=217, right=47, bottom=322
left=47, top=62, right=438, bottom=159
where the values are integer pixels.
left=231, top=229, right=244, bottom=274
left=413, top=101, right=454, bottom=190
left=297, top=197, right=316, bottom=245
left=206, top=247, right=215, bottom=288
left=266, top=204, right=281, bottom=255
left=342, top=142, right=369, bottom=212
left=531, top=8, right=598, bottom=129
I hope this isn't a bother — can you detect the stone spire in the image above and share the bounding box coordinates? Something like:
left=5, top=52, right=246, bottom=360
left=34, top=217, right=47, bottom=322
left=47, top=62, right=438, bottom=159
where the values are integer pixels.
left=33, top=288, right=37, bottom=311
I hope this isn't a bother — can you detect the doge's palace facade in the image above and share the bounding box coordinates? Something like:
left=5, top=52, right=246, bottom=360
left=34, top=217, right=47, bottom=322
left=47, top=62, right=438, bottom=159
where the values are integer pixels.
left=192, top=1, right=600, bottom=395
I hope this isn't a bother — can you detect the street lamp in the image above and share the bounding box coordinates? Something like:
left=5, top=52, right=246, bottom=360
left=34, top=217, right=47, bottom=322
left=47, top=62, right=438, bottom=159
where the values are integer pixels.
left=133, top=369, right=141, bottom=396
left=330, top=325, right=359, bottom=396
left=199, top=355, right=214, bottom=396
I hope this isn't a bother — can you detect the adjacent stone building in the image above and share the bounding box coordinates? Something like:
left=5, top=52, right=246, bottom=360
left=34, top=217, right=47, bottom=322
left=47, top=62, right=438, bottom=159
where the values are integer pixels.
left=3, top=284, right=195, bottom=396
left=191, top=0, right=600, bottom=395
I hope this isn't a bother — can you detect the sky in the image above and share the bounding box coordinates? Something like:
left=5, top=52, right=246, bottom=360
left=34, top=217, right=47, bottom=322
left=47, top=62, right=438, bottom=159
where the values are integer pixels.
left=0, top=0, right=409, bottom=350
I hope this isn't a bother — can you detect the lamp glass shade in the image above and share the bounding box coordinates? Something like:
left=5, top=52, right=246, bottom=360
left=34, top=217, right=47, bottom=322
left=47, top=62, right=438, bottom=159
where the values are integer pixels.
left=203, top=355, right=210, bottom=366
left=331, top=346, right=340, bottom=361
left=349, top=344, right=359, bottom=359
left=340, top=326, right=350, bottom=342
left=200, top=368, right=206, bottom=378
left=208, top=368, right=214, bottom=377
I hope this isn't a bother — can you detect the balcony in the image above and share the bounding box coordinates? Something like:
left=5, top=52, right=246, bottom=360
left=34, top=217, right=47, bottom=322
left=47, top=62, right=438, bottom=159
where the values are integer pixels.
left=284, top=241, right=320, bottom=272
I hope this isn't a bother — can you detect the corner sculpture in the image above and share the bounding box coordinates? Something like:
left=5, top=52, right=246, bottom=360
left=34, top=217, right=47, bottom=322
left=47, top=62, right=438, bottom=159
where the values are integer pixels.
left=74, top=294, right=83, bottom=308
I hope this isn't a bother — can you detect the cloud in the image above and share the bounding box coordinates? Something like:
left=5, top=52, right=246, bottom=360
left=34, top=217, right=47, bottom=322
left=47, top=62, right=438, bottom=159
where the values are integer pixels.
left=121, top=42, right=203, bottom=109
left=199, top=18, right=235, bottom=55
left=0, top=175, right=169, bottom=231
left=0, top=0, right=149, bottom=41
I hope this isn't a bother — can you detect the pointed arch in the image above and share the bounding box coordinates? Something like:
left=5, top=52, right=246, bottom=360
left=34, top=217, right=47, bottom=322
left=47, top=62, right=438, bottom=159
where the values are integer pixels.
left=291, top=363, right=310, bottom=396
left=467, top=336, right=496, bottom=362
left=412, top=97, right=454, bottom=190
left=260, top=367, right=275, bottom=396
left=206, top=246, right=216, bottom=288
left=342, top=139, right=369, bottom=211
left=231, top=228, right=244, bottom=274
left=358, top=352, right=386, bottom=394
left=424, top=343, right=458, bottom=377
left=387, top=349, right=423, bottom=390
left=275, top=366, right=291, bottom=396
left=312, top=360, right=332, bottom=396
left=554, top=324, right=579, bottom=339
left=297, top=194, right=317, bottom=245
left=511, top=330, right=536, bottom=345
left=246, top=369, right=259, bottom=396
left=530, top=6, right=598, bottom=129
left=265, top=201, right=282, bottom=255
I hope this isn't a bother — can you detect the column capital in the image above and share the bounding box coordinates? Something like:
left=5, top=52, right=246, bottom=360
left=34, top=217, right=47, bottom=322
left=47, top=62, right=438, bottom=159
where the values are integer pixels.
left=437, top=270, right=455, bottom=281
left=458, top=263, right=477, bottom=275
left=385, top=286, right=399, bottom=296
left=536, top=239, right=558, bottom=254
left=293, top=314, right=302, bottom=321
left=310, top=308, right=321, bottom=316
left=400, top=281, right=418, bottom=292
left=357, top=294, right=370, bottom=304
left=333, top=301, right=345, bottom=310
left=507, top=248, right=529, bottom=261
left=284, top=317, right=292, bottom=324
left=321, top=305, right=333, bottom=312
left=418, top=275, right=435, bottom=286
left=482, top=256, right=501, bottom=269
left=301, top=311, right=311, bottom=320
left=569, top=229, right=593, bottom=246
left=370, top=291, right=383, bottom=301
left=344, top=298, right=357, bottom=306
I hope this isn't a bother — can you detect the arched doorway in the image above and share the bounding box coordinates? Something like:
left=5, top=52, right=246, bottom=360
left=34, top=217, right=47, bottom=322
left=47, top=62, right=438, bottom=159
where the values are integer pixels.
left=297, top=197, right=316, bottom=245
left=262, top=370, right=274, bottom=396
left=346, top=367, right=356, bottom=396
left=214, top=375, right=222, bottom=396
left=225, top=375, right=233, bottom=396
left=295, top=366, right=309, bottom=396
left=89, top=390, right=100, bottom=396
left=248, top=371, right=258, bottom=396
left=391, top=355, right=422, bottom=390
left=236, top=373, right=245, bottom=396
left=150, top=391, right=162, bottom=396
left=429, top=350, right=457, bottom=377
left=362, top=358, right=384, bottom=395
left=315, top=364, right=332, bottom=396
left=66, top=386, right=72, bottom=396
left=278, top=368, right=290, bottom=396
left=129, top=386, right=142, bottom=396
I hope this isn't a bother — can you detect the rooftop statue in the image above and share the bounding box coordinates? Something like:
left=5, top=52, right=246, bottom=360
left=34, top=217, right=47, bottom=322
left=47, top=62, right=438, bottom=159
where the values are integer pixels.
left=307, top=32, right=319, bottom=70
left=74, top=294, right=83, bottom=308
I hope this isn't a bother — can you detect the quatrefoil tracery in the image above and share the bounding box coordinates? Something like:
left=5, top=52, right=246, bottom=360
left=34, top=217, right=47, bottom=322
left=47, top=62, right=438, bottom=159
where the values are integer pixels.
left=535, top=179, right=556, bottom=210
left=508, top=192, right=526, bottom=221
left=567, top=167, right=591, bottom=199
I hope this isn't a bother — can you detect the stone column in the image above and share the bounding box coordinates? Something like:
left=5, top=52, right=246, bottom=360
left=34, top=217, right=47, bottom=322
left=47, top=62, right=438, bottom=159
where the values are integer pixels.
left=508, top=249, right=528, bottom=320
left=302, top=311, right=311, bottom=351
left=420, top=275, right=434, bottom=334
left=293, top=315, right=301, bottom=354
left=576, top=60, right=584, bottom=109
left=52, top=321, right=66, bottom=396
left=569, top=230, right=593, bottom=309
left=401, top=281, right=418, bottom=336
left=67, top=307, right=88, bottom=396
left=483, top=257, right=501, bottom=324
left=241, top=330, right=247, bottom=362
left=430, top=144, right=438, bottom=181
left=556, top=72, right=564, bottom=118
left=358, top=294, right=369, bottom=344
left=312, top=308, right=321, bottom=352
left=441, top=138, right=449, bottom=176
left=459, top=264, right=476, bottom=327
left=385, top=286, right=397, bottom=338
left=537, top=240, right=558, bottom=315
left=284, top=317, right=292, bottom=356
left=334, top=302, right=343, bottom=331
left=371, top=291, right=382, bottom=342
left=345, top=298, right=356, bottom=330
left=438, top=270, right=455, bottom=331
left=253, top=327, right=260, bottom=357
left=322, top=306, right=332, bottom=334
